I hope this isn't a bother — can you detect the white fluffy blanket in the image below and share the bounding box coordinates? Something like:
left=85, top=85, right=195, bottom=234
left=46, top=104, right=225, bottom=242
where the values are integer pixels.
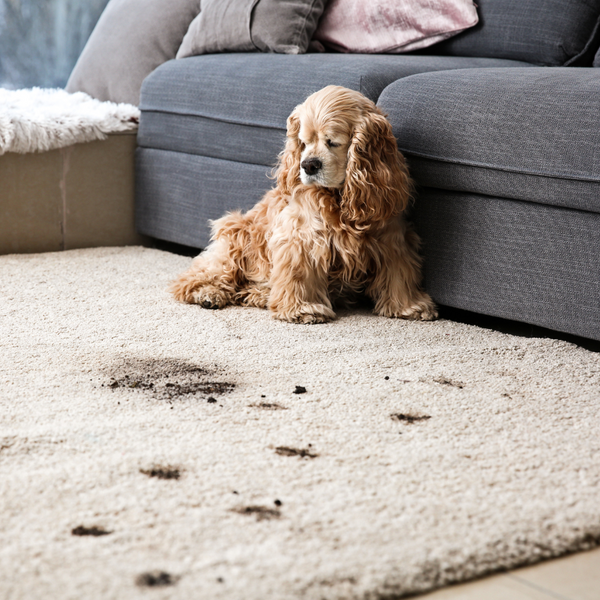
left=0, top=87, right=139, bottom=155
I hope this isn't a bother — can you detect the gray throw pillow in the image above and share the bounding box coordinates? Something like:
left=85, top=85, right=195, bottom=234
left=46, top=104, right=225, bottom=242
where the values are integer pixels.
left=176, top=0, right=327, bottom=58
left=428, top=0, right=600, bottom=67
left=66, top=0, right=201, bottom=105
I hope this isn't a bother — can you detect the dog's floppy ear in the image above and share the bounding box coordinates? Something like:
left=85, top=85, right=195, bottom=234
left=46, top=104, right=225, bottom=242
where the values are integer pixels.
left=276, top=107, right=302, bottom=195
left=341, top=109, right=413, bottom=228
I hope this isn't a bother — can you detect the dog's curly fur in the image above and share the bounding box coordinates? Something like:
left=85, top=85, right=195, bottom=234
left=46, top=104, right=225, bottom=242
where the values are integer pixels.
left=171, top=85, right=437, bottom=324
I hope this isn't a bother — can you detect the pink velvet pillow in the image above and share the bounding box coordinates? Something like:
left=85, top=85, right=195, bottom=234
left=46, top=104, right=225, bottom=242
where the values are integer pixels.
left=313, top=0, right=479, bottom=54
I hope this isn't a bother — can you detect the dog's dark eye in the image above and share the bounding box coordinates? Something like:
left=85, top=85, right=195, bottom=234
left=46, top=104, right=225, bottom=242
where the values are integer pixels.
left=326, top=139, right=341, bottom=148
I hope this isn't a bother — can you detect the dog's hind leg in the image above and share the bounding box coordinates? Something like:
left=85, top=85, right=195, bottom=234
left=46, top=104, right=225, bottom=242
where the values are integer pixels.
left=171, top=200, right=274, bottom=310
left=170, top=237, right=239, bottom=309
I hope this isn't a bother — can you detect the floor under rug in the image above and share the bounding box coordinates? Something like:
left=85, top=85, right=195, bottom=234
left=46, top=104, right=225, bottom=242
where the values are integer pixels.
left=1, top=247, right=599, bottom=600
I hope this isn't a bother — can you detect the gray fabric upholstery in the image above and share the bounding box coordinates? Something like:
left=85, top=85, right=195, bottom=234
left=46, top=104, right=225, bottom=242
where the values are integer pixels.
left=136, top=148, right=273, bottom=248
left=139, top=112, right=283, bottom=167
left=405, top=159, right=600, bottom=215
left=412, top=189, right=600, bottom=341
left=379, top=68, right=600, bottom=214
left=138, top=53, right=533, bottom=165
left=251, top=0, right=327, bottom=54
left=177, top=0, right=258, bottom=57
left=427, top=0, right=600, bottom=66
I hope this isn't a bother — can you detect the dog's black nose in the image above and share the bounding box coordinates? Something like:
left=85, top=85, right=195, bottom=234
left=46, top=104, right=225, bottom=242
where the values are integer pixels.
left=301, top=158, right=322, bottom=176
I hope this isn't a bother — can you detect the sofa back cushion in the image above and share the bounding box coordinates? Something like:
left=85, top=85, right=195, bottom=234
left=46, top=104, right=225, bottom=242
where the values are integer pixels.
left=428, top=0, right=600, bottom=66
left=177, top=0, right=327, bottom=58
left=66, top=0, right=201, bottom=106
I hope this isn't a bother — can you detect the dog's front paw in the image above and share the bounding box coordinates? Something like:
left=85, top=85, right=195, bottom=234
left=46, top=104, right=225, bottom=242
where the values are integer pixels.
left=376, top=295, right=438, bottom=321
left=273, top=303, right=336, bottom=324
left=237, top=285, right=270, bottom=309
left=191, top=285, right=230, bottom=310
left=401, top=300, right=438, bottom=321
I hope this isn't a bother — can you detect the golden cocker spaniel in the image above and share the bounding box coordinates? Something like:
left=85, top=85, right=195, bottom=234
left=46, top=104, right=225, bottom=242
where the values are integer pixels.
left=171, top=85, right=437, bottom=324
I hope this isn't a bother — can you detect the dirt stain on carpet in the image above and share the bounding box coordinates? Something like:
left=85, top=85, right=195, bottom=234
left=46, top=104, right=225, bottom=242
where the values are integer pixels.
left=135, top=571, right=178, bottom=587
left=232, top=505, right=282, bottom=521
left=71, top=525, right=112, bottom=537
left=275, top=445, right=318, bottom=458
left=250, top=402, right=288, bottom=410
left=430, top=377, right=465, bottom=389
left=99, top=356, right=235, bottom=401
left=390, top=413, right=431, bottom=424
left=140, top=465, right=181, bottom=480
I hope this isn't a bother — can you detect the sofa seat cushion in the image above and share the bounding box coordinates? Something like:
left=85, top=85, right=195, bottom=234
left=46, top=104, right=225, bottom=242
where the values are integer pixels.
left=138, top=53, right=533, bottom=167
left=378, top=68, right=600, bottom=214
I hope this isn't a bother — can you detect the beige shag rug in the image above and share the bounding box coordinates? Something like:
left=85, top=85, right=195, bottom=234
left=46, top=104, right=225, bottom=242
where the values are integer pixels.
left=1, top=246, right=600, bottom=600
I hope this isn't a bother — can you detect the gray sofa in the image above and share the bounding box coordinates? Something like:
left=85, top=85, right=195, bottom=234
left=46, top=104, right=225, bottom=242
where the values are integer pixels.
left=135, top=0, right=600, bottom=341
